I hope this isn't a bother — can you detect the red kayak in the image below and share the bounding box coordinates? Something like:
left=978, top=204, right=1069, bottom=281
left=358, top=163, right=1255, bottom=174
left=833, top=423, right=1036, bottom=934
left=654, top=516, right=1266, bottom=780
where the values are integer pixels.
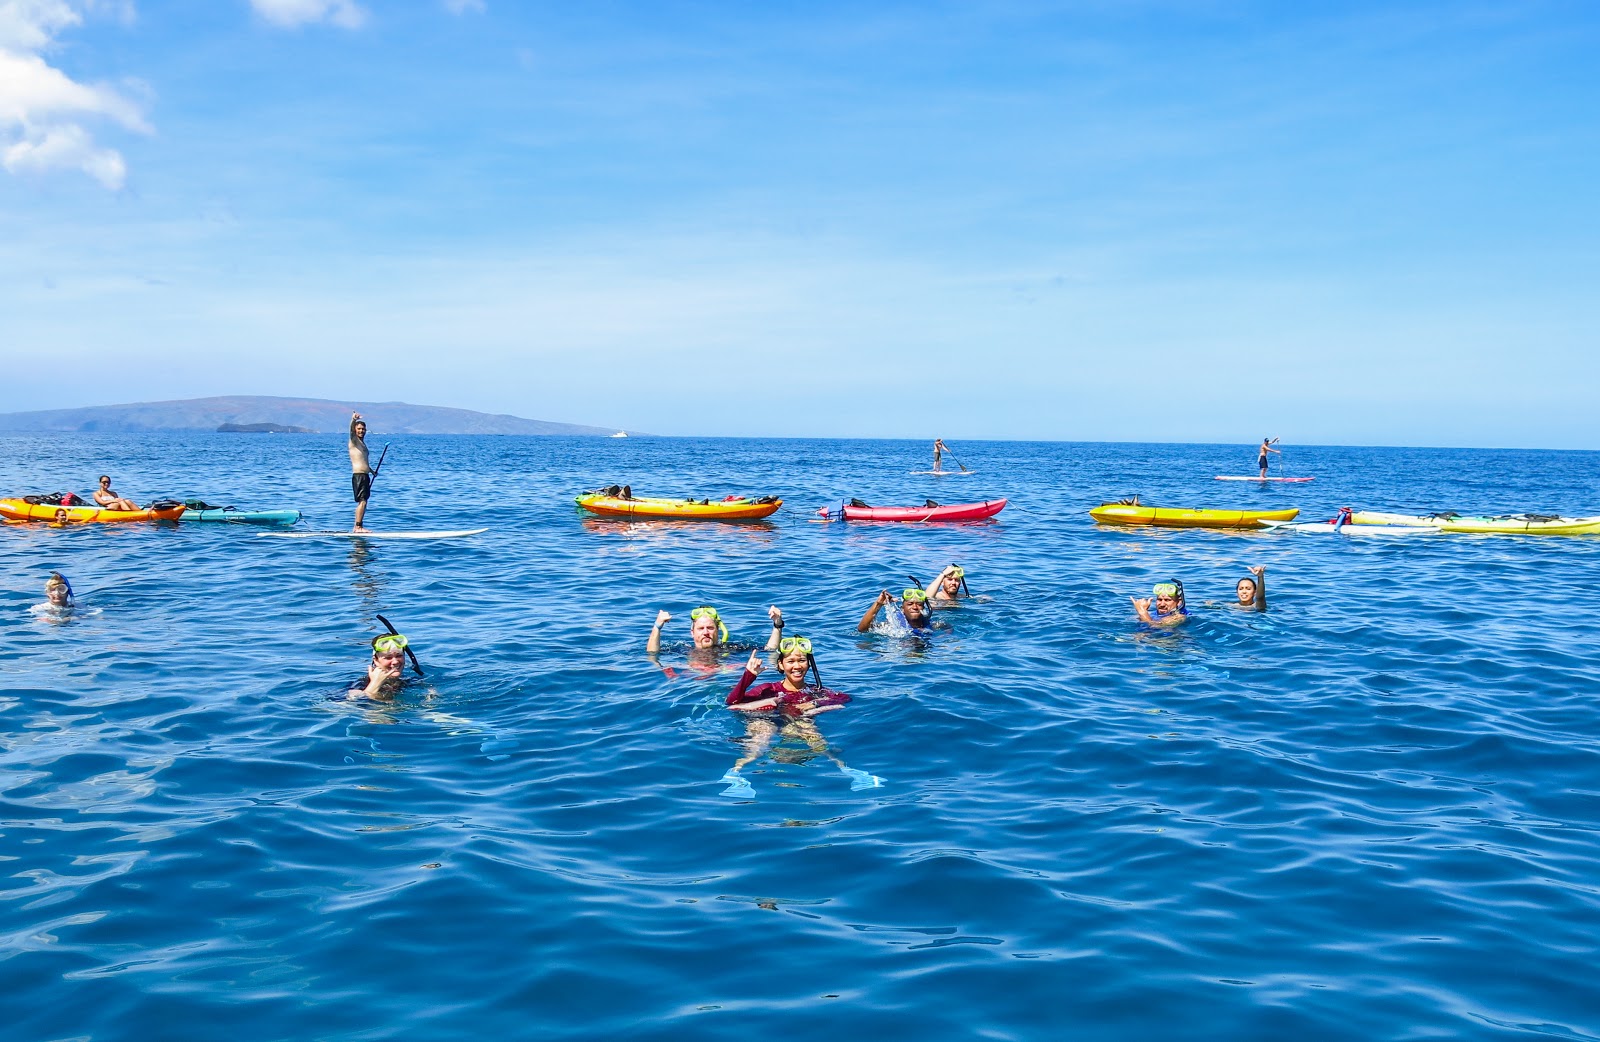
left=820, top=498, right=1007, bottom=522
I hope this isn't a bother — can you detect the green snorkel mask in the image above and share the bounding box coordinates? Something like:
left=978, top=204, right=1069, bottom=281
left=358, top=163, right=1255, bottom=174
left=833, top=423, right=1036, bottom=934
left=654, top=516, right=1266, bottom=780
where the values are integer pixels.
left=690, top=606, right=730, bottom=643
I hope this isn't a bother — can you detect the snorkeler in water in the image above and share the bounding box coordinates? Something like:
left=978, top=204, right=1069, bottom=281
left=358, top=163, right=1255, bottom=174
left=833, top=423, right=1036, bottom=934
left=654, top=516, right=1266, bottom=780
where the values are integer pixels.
left=720, top=636, right=879, bottom=795
left=348, top=632, right=414, bottom=701
left=923, top=564, right=969, bottom=605
left=858, top=588, right=934, bottom=632
left=44, top=572, right=73, bottom=609
left=648, top=605, right=783, bottom=659
left=1132, top=580, right=1188, bottom=627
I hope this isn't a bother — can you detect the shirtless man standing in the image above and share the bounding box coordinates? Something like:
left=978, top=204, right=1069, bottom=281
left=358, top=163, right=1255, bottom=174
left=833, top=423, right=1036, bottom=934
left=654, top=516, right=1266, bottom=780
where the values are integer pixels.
left=349, top=412, right=373, bottom=532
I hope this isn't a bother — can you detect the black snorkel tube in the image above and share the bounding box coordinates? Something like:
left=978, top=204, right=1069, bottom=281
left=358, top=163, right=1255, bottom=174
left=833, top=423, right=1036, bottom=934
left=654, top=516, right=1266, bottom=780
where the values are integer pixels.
left=375, top=612, right=425, bottom=677
left=805, top=652, right=823, bottom=693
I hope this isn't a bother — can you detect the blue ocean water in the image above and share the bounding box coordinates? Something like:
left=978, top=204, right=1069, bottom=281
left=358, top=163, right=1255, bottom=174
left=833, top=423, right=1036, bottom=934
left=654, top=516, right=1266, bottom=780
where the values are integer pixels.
left=3, top=433, right=1599, bottom=1041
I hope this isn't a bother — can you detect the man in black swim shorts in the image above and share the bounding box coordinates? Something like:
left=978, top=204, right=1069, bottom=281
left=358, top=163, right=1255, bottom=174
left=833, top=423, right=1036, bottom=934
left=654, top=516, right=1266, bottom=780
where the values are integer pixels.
left=349, top=412, right=372, bottom=532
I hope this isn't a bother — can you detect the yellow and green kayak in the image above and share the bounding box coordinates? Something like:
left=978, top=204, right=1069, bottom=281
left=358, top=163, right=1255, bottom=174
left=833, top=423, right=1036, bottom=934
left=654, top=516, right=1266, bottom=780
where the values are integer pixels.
left=1351, top=510, right=1600, bottom=535
left=1089, top=502, right=1299, bottom=529
left=576, top=492, right=782, bottom=521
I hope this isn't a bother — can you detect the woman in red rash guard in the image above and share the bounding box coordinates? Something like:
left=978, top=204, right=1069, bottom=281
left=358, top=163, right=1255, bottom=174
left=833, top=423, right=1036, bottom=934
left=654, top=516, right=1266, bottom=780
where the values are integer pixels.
left=718, top=636, right=878, bottom=796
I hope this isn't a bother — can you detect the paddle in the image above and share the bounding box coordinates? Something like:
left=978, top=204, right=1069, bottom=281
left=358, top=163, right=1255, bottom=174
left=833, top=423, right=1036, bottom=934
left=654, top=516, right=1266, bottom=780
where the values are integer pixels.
left=941, top=441, right=970, bottom=473
left=375, top=612, right=424, bottom=677
left=368, top=443, right=390, bottom=491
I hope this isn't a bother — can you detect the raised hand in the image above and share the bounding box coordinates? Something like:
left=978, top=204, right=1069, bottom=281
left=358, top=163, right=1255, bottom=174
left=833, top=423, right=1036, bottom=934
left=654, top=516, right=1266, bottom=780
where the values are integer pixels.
left=655, top=609, right=672, bottom=629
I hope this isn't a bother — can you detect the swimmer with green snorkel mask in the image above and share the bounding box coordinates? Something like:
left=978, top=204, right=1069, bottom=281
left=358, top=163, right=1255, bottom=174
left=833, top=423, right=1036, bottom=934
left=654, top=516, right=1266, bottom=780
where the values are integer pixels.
left=349, top=631, right=419, bottom=701
left=648, top=604, right=785, bottom=674
left=923, top=564, right=970, bottom=605
left=720, top=634, right=880, bottom=796
left=858, top=587, right=936, bottom=632
left=1132, top=579, right=1189, bottom=627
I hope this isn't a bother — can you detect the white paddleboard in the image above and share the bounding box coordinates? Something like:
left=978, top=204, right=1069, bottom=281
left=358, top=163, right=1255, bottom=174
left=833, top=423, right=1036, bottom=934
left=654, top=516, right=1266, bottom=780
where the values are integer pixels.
left=1215, top=475, right=1314, bottom=482
left=259, top=528, right=488, bottom=540
left=908, top=470, right=978, bottom=476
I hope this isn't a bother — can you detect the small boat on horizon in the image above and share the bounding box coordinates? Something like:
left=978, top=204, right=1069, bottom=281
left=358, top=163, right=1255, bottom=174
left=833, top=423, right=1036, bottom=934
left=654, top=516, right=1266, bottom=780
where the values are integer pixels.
left=610, top=431, right=628, bottom=438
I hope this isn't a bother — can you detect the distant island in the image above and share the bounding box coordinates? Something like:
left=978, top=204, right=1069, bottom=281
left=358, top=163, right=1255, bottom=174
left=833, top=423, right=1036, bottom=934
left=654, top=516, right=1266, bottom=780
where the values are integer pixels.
left=0, top=396, right=639, bottom=436
left=218, top=422, right=318, bottom=434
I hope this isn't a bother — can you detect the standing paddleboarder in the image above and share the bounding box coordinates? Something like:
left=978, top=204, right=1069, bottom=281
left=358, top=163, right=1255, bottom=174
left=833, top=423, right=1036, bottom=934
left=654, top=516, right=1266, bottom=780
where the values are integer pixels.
left=932, top=438, right=949, bottom=474
left=349, top=412, right=373, bottom=532
left=1257, top=437, right=1280, bottom=479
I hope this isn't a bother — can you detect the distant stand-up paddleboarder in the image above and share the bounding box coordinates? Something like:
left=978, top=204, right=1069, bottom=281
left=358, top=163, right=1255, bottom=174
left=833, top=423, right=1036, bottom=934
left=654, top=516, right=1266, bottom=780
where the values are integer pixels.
left=349, top=412, right=372, bottom=532
left=932, top=438, right=949, bottom=474
left=1257, top=437, right=1280, bottom=479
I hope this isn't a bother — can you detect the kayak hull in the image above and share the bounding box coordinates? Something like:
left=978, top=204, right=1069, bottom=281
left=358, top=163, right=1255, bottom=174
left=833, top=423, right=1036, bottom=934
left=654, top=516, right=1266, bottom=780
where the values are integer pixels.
left=576, top=494, right=782, bottom=520
left=1090, top=504, right=1298, bottom=529
left=186, top=508, right=302, bottom=525
left=0, top=498, right=185, bottom=523
left=1260, top=519, right=1439, bottom=536
left=837, top=498, right=1006, bottom=522
left=1351, top=510, right=1600, bottom=535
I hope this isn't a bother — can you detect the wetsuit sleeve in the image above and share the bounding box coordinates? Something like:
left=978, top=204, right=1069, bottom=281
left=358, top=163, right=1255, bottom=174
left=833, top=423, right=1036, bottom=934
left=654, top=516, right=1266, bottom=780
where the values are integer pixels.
left=727, top=670, right=766, bottom=706
left=1255, top=573, right=1267, bottom=611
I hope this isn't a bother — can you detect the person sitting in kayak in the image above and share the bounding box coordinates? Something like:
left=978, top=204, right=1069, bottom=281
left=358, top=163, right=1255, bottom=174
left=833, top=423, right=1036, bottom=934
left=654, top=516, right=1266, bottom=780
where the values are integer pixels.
left=1133, top=580, right=1188, bottom=626
left=93, top=475, right=139, bottom=511
left=858, top=588, right=933, bottom=631
left=924, top=564, right=968, bottom=605
left=720, top=637, right=876, bottom=795
left=348, top=632, right=412, bottom=701
left=1235, top=566, right=1267, bottom=610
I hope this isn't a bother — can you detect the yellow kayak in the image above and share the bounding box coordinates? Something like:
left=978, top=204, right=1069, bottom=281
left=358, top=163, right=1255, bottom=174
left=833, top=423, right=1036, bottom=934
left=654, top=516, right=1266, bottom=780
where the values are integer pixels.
left=1090, top=502, right=1299, bottom=529
left=1351, top=510, right=1600, bottom=535
left=576, top=492, right=782, bottom=520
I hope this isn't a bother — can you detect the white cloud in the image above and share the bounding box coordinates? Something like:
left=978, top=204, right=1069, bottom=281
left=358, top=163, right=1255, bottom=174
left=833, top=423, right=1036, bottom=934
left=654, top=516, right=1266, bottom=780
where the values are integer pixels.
left=249, top=0, right=365, bottom=29
left=0, top=0, right=148, bottom=189
left=4, top=120, right=123, bottom=185
left=443, top=0, right=484, bottom=13
left=0, top=0, right=78, bottom=50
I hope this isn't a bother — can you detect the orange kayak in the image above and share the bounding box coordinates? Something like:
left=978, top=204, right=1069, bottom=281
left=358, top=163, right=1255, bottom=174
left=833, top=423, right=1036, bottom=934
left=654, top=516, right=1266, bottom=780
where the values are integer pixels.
left=0, top=498, right=186, bottom=523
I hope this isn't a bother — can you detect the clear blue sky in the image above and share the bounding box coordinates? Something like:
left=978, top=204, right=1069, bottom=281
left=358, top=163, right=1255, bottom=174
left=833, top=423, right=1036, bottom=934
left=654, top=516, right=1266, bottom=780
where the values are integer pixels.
left=4, top=1, right=1598, bottom=446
